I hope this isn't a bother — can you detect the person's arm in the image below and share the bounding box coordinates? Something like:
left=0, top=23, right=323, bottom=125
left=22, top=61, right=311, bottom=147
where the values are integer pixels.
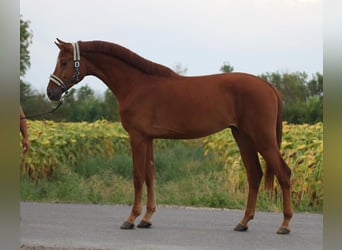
left=20, top=107, right=30, bottom=154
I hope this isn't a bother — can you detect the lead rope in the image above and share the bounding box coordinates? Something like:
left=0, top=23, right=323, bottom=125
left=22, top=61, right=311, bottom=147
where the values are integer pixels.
left=20, top=98, right=64, bottom=120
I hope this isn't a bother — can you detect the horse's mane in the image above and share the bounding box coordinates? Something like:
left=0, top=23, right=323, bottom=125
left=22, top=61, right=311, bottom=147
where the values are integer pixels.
left=79, top=40, right=178, bottom=77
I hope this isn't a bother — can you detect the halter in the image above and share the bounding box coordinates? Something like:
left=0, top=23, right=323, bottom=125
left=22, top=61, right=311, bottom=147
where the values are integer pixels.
left=49, top=42, right=81, bottom=94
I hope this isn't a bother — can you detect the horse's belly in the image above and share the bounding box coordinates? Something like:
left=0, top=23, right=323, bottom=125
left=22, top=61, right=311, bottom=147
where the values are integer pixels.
left=151, top=112, right=234, bottom=139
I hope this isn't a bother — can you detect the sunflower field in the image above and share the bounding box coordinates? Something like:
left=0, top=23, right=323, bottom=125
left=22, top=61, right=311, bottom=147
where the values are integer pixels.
left=20, top=120, right=322, bottom=211
left=204, top=122, right=323, bottom=210
left=20, top=120, right=130, bottom=180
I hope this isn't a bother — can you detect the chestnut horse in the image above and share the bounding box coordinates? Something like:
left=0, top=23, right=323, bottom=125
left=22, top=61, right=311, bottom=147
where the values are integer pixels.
left=47, top=39, right=292, bottom=234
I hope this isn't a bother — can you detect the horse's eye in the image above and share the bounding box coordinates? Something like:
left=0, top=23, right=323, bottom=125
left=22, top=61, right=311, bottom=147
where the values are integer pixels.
left=61, top=61, right=67, bottom=67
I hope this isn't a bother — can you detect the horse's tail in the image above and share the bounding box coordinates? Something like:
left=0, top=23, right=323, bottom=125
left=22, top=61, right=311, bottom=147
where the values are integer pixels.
left=264, top=85, right=283, bottom=191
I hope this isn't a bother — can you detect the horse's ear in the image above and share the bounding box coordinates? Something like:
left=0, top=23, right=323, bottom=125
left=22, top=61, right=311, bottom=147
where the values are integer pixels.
left=54, top=41, right=61, bottom=49
left=56, top=38, right=66, bottom=44
left=55, top=38, right=67, bottom=50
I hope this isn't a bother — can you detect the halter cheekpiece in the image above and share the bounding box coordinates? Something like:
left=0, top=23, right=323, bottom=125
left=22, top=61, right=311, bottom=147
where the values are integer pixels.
left=49, top=42, right=81, bottom=94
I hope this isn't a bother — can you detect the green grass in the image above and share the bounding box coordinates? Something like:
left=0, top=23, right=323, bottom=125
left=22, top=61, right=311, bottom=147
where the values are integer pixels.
left=20, top=139, right=321, bottom=212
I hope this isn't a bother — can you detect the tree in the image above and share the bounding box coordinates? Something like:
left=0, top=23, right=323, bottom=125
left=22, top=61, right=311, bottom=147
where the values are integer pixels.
left=220, top=62, right=234, bottom=73
left=306, top=95, right=323, bottom=123
left=20, top=15, right=39, bottom=114
left=260, top=72, right=308, bottom=106
left=20, top=16, right=33, bottom=78
left=101, top=89, right=119, bottom=121
left=307, top=72, right=323, bottom=98
left=260, top=71, right=323, bottom=124
left=174, top=63, right=188, bottom=75
left=73, top=85, right=103, bottom=121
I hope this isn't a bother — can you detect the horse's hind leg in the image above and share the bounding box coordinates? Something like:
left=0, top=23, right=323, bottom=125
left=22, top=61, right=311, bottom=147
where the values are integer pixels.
left=232, top=129, right=263, bottom=232
left=259, top=147, right=293, bottom=234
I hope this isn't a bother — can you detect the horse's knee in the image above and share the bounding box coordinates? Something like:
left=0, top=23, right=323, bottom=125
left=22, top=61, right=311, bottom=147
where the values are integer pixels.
left=133, top=176, right=144, bottom=188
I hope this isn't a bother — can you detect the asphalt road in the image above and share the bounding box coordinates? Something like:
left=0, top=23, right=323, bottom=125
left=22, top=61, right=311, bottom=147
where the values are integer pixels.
left=20, top=202, right=322, bottom=250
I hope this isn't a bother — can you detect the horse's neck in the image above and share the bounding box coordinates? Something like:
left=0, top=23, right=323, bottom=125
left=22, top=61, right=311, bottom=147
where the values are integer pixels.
left=85, top=53, right=146, bottom=100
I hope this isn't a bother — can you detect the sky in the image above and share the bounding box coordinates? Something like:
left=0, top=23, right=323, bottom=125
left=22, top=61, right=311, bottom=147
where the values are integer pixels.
left=20, top=0, right=322, bottom=96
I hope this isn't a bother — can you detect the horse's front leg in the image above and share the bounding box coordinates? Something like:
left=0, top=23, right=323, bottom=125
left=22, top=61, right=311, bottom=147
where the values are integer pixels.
left=120, top=134, right=148, bottom=229
left=137, top=139, right=156, bottom=228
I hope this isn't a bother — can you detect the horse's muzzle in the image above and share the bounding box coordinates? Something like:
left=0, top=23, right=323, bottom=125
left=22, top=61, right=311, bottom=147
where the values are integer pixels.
left=47, top=86, right=62, bottom=101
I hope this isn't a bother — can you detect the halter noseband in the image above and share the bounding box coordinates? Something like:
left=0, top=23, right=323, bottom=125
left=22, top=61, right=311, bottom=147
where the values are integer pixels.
left=49, top=42, right=81, bottom=94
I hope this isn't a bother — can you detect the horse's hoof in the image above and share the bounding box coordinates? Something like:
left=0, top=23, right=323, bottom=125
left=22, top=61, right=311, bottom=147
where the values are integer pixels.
left=137, top=220, right=152, bottom=228
left=234, top=223, right=248, bottom=232
left=277, top=227, right=291, bottom=234
left=120, top=221, right=135, bottom=230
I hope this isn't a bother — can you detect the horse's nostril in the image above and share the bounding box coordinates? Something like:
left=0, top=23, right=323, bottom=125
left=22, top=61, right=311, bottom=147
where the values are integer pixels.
left=47, top=89, right=56, bottom=100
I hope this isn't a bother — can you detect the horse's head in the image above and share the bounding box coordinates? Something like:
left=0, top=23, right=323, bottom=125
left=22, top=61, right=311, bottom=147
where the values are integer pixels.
left=47, top=39, right=86, bottom=101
